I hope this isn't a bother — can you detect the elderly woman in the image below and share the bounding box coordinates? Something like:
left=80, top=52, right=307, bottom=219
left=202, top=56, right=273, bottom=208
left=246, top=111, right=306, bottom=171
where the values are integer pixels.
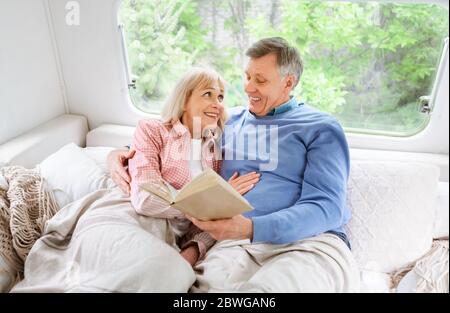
left=10, top=67, right=259, bottom=293
left=128, top=67, right=260, bottom=267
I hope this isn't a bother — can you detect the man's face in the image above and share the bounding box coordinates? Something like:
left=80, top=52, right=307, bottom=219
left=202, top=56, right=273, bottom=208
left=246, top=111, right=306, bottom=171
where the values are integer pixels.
left=244, top=53, right=293, bottom=116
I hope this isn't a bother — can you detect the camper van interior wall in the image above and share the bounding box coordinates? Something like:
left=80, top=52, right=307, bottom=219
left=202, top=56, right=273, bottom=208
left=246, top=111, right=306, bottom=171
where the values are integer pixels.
left=0, top=0, right=448, bottom=295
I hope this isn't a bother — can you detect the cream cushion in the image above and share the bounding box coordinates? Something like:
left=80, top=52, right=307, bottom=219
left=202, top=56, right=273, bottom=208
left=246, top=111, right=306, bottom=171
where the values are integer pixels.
left=0, top=115, right=88, bottom=168
left=432, top=182, right=449, bottom=239
left=346, top=161, right=440, bottom=273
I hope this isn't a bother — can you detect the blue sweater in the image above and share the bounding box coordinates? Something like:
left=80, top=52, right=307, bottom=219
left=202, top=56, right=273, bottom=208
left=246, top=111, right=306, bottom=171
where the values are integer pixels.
left=221, top=97, right=351, bottom=244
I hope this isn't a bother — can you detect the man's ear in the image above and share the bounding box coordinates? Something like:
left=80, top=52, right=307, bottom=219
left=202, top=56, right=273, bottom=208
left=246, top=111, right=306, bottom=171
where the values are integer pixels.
left=285, top=75, right=295, bottom=92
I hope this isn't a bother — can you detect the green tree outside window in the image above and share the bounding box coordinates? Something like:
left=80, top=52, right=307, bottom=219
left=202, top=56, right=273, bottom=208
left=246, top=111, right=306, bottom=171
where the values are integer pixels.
left=120, top=0, right=448, bottom=136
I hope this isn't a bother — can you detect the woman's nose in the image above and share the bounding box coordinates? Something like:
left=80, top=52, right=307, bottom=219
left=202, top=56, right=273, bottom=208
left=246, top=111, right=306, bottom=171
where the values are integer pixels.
left=213, top=97, right=224, bottom=108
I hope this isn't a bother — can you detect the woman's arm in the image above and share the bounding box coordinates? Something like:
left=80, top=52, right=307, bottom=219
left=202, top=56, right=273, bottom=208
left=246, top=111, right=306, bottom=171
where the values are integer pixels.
left=107, top=148, right=135, bottom=195
left=179, top=223, right=216, bottom=264
left=129, top=120, right=183, bottom=218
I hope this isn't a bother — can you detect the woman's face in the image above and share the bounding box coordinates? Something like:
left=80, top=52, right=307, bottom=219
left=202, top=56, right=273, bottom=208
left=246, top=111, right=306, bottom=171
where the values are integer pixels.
left=182, top=80, right=225, bottom=135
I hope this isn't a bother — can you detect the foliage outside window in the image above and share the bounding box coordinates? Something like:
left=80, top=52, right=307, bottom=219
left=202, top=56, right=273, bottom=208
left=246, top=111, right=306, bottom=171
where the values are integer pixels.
left=120, top=0, right=448, bottom=136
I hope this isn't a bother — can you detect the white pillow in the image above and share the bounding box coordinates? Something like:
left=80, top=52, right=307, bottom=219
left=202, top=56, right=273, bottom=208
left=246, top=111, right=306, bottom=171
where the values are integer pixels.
left=83, top=146, right=116, bottom=174
left=345, top=161, right=440, bottom=273
left=37, top=143, right=115, bottom=208
left=432, top=182, right=449, bottom=239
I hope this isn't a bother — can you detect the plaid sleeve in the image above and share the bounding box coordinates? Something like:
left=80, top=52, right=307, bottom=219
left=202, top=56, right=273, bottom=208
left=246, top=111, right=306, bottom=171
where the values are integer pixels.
left=179, top=223, right=216, bottom=260
left=128, top=120, right=183, bottom=218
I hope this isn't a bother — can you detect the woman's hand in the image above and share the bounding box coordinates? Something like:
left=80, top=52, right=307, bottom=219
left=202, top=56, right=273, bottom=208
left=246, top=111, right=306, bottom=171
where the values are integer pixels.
left=107, top=148, right=135, bottom=195
left=180, top=245, right=200, bottom=267
left=228, top=172, right=261, bottom=195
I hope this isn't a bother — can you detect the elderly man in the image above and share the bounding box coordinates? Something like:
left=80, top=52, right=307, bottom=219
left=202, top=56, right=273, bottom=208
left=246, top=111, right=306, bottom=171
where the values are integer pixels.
left=109, top=37, right=359, bottom=292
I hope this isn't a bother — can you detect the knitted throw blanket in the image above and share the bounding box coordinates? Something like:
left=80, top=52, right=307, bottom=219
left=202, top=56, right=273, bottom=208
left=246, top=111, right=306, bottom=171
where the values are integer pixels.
left=0, top=166, right=59, bottom=280
left=391, top=239, right=449, bottom=292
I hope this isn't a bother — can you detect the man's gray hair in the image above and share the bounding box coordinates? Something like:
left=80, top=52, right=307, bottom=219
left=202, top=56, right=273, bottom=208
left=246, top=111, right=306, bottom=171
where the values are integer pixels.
left=246, top=37, right=303, bottom=88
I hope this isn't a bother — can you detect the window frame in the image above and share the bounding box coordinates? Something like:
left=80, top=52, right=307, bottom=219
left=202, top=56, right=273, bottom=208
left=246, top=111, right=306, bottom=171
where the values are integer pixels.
left=116, top=0, right=449, bottom=145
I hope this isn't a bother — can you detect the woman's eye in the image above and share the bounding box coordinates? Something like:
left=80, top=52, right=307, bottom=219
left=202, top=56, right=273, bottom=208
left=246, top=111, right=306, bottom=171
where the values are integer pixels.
left=203, top=92, right=211, bottom=97
left=218, top=95, right=224, bottom=102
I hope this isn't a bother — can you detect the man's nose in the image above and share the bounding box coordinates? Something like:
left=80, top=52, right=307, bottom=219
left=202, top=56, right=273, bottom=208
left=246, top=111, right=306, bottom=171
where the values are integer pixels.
left=245, top=80, right=256, bottom=93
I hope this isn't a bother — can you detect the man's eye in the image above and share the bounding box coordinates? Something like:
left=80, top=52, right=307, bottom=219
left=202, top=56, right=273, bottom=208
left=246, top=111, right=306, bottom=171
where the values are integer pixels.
left=257, top=80, right=266, bottom=84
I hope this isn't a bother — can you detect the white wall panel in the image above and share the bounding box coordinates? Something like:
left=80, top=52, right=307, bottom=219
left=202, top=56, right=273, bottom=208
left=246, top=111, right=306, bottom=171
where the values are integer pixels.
left=0, top=0, right=65, bottom=144
left=47, top=0, right=144, bottom=131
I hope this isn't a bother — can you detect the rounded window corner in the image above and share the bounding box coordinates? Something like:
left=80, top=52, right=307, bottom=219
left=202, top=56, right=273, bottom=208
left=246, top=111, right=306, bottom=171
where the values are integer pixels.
left=117, top=0, right=448, bottom=137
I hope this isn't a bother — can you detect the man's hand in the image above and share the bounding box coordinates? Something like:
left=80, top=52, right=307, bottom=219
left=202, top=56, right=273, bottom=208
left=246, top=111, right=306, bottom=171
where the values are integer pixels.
left=228, top=172, right=260, bottom=195
left=187, top=215, right=253, bottom=241
left=107, top=148, right=135, bottom=195
left=180, top=245, right=200, bottom=266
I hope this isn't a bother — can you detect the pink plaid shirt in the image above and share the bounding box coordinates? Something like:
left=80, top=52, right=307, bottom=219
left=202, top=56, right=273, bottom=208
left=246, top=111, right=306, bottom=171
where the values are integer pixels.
left=129, top=119, right=221, bottom=258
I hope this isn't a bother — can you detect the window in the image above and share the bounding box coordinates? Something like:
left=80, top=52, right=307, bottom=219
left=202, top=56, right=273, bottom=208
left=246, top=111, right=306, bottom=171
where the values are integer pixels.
left=119, top=0, right=448, bottom=136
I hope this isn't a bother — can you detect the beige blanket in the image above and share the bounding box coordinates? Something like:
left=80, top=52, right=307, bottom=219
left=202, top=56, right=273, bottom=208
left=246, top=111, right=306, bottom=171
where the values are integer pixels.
left=0, top=166, right=59, bottom=292
left=11, top=187, right=360, bottom=293
left=191, top=234, right=360, bottom=293
left=12, top=187, right=360, bottom=292
left=11, top=188, right=196, bottom=293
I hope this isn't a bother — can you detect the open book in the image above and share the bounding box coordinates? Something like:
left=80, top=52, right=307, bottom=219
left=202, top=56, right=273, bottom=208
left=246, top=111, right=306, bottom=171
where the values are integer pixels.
left=139, top=169, right=253, bottom=221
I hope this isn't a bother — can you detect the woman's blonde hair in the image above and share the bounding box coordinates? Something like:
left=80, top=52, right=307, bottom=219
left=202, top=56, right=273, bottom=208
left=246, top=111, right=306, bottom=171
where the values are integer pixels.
left=161, top=67, right=228, bottom=131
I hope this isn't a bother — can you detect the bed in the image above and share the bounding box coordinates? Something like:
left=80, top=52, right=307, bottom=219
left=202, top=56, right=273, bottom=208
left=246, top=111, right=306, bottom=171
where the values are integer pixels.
left=0, top=115, right=448, bottom=292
